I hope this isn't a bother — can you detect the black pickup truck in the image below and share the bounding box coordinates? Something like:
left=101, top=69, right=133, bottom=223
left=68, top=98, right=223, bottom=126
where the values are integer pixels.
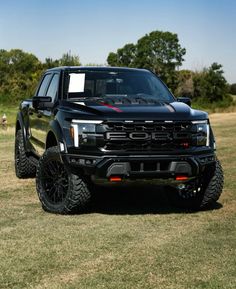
left=15, top=66, right=223, bottom=214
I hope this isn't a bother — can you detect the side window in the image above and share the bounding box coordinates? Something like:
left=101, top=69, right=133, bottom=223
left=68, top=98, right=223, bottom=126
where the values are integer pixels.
left=46, top=74, right=59, bottom=102
left=37, top=74, right=52, bottom=96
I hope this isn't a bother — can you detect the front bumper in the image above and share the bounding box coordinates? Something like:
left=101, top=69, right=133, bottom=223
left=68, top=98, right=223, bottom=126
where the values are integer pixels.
left=63, top=152, right=216, bottom=186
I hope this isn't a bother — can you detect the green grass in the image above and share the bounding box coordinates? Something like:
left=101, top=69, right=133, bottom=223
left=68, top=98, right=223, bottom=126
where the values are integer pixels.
left=231, top=94, right=236, bottom=102
left=0, top=112, right=236, bottom=288
left=0, top=103, right=18, bottom=127
left=191, top=95, right=236, bottom=113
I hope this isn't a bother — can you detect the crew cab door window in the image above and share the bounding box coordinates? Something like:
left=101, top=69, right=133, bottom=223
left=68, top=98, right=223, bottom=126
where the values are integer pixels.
left=46, top=74, right=59, bottom=102
left=37, top=74, right=52, bottom=96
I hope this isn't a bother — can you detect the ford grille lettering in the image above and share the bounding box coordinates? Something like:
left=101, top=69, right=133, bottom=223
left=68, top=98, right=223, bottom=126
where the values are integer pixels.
left=106, top=132, right=172, bottom=141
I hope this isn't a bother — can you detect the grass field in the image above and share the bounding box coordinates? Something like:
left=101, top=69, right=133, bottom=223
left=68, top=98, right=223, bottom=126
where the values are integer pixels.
left=0, top=113, right=236, bottom=289
left=0, top=104, right=18, bottom=127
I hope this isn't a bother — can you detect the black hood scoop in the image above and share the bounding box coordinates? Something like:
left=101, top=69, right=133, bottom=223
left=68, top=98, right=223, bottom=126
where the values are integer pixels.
left=100, top=95, right=165, bottom=106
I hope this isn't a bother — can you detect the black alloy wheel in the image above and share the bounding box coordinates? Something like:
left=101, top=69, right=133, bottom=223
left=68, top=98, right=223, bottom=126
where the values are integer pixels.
left=36, top=146, right=91, bottom=214
left=41, top=158, right=69, bottom=204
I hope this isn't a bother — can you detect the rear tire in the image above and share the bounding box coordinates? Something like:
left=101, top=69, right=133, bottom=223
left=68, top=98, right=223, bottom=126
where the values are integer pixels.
left=36, top=146, right=91, bottom=214
left=167, top=158, right=224, bottom=210
left=15, top=130, right=36, bottom=178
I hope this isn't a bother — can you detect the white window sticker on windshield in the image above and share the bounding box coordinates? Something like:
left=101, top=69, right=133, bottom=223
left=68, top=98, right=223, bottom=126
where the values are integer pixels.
left=69, top=73, right=85, bottom=93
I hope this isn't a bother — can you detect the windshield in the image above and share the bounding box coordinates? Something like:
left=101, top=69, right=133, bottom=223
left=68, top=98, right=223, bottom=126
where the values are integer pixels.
left=66, top=70, right=175, bottom=103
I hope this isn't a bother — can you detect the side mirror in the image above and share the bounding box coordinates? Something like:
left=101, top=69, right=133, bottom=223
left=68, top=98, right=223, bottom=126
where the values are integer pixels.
left=32, top=96, right=53, bottom=109
left=177, top=97, right=191, bottom=107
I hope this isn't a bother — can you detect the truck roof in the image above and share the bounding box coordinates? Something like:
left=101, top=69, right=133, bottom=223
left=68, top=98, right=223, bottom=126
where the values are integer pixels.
left=46, top=66, right=149, bottom=73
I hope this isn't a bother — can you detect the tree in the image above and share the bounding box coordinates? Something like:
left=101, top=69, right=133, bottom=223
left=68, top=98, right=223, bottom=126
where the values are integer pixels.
left=107, top=30, right=186, bottom=90
left=135, top=31, right=185, bottom=86
left=175, top=70, right=194, bottom=97
left=193, top=63, right=228, bottom=102
left=0, top=50, right=10, bottom=86
left=59, top=52, right=81, bottom=66
left=107, top=43, right=137, bottom=67
left=0, top=49, right=42, bottom=102
left=8, top=49, right=41, bottom=74
left=0, top=49, right=82, bottom=104
left=44, top=57, right=60, bottom=69
left=230, top=83, right=236, bottom=95
left=44, top=52, right=81, bottom=69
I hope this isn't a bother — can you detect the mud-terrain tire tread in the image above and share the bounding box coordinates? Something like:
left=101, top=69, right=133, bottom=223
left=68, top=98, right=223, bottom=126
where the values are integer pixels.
left=36, top=146, right=91, bottom=214
left=200, top=159, right=224, bottom=208
left=15, top=130, right=36, bottom=178
left=167, top=158, right=224, bottom=210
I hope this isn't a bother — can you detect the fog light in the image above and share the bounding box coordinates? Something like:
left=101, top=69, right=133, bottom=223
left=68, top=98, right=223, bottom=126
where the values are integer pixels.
left=177, top=183, right=186, bottom=190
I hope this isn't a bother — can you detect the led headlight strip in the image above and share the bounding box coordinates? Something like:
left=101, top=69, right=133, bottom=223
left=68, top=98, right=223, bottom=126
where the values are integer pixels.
left=191, top=120, right=210, bottom=146
left=191, top=120, right=207, bottom=124
left=72, top=120, right=103, bottom=124
left=71, top=120, right=103, bottom=147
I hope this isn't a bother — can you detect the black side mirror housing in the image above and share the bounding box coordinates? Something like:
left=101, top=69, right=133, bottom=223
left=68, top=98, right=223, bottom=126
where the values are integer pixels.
left=177, top=97, right=191, bottom=107
left=32, top=96, right=53, bottom=109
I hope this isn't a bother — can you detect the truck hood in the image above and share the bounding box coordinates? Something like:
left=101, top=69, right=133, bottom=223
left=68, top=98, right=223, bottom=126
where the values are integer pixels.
left=59, top=98, right=208, bottom=121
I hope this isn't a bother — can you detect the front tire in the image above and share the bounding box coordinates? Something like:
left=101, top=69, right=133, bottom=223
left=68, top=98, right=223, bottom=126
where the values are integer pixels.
left=199, top=158, right=224, bottom=208
left=167, top=158, right=224, bottom=210
left=36, top=146, right=91, bottom=214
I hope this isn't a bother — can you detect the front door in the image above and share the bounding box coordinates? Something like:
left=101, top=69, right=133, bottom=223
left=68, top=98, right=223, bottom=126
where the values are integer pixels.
left=29, top=73, right=59, bottom=156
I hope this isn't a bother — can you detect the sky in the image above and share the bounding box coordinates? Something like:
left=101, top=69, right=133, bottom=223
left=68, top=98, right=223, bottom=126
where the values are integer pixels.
left=0, top=0, right=235, bottom=83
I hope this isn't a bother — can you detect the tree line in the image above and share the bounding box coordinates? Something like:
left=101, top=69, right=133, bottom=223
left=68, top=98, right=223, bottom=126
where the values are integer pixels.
left=0, top=30, right=235, bottom=105
left=107, top=30, right=233, bottom=107
left=0, top=49, right=81, bottom=103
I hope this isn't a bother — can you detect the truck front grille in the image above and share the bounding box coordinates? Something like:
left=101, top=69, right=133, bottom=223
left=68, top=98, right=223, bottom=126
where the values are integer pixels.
left=102, top=121, right=193, bottom=151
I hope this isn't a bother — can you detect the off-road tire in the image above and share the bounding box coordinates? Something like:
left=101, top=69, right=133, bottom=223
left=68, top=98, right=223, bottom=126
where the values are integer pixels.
left=199, top=158, right=224, bottom=209
left=36, top=146, right=91, bottom=214
left=15, top=130, right=36, bottom=178
left=168, top=158, right=224, bottom=210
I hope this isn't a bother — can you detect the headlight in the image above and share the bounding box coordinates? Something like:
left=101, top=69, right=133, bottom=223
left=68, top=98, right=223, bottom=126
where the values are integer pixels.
left=191, top=120, right=210, bottom=146
left=70, top=120, right=103, bottom=147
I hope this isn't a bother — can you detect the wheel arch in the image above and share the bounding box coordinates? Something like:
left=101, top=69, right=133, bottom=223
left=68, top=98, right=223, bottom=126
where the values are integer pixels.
left=15, top=112, right=26, bottom=135
left=46, top=131, right=58, bottom=149
left=46, top=120, right=67, bottom=152
left=15, top=112, right=29, bottom=151
left=16, top=119, right=21, bottom=132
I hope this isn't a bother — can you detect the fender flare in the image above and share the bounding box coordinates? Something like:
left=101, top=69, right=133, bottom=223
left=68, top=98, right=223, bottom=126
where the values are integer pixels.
left=47, top=120, right=67, bottom=152
left=15, top=111, right=28, bottom=150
